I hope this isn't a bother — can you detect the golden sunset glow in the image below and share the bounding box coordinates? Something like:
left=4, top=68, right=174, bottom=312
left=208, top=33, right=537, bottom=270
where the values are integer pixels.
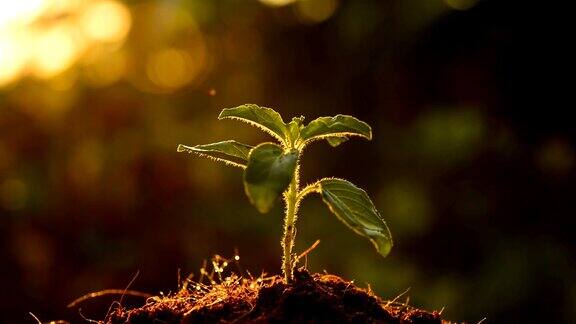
left=296, top=0, right=339, bottom=24
left=31, top=23, right=80, bottom=79
left=84, top=50, right=127, bottom=87
left=0, top=0, right=131, bottom=87
left=0, top=0, right=47, bottom=31
left=146, top=48, right=194, bottom=90
left=81, top=0, right=132, bottom=42
left=258, top=0, right=298, bottom=7
left=0, top=32, right=28, bottom=86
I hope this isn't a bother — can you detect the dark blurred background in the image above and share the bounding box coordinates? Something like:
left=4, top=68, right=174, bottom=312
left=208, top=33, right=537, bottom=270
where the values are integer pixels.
left=1, top=0, right=573, bottom=322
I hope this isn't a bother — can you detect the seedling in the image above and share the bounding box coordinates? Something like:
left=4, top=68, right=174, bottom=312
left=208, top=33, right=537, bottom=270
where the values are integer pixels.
left=178, top=104, right=392, bottom=283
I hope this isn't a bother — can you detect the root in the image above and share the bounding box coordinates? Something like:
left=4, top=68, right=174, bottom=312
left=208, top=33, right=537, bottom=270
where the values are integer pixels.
left=294, top=239, right=321, bottom=268
left=67, top=289, right=153, bottom=308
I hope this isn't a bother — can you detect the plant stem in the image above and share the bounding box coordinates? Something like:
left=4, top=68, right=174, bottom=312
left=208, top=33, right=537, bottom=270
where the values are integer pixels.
left=282, top=165, right=299, bottom=283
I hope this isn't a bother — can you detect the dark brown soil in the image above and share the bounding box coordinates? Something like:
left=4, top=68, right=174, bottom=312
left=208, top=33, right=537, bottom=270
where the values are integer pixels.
left=106, top=268, right=445, bottom=324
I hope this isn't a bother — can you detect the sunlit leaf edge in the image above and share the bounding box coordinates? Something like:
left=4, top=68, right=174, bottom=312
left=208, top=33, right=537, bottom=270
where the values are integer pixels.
left=218, top=104, right=288, bottom=144
left=317, top=177, right=392, bottom=257
left=177, top=141, right=253, bottom=168
left=298, top=115, right=372, bottom=148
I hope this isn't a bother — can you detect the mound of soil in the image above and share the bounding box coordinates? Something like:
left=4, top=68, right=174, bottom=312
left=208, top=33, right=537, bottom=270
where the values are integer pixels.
left=106, top=268, right=444, bottom=323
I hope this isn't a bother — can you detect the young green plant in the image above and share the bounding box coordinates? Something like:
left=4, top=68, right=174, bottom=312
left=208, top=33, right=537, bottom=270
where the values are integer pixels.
left=177, top=104, right=392, bottom=283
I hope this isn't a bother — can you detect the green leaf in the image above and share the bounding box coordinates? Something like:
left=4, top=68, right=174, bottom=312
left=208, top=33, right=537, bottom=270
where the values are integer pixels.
left=318, top=178, right=392, bottom=257
left=219, top=104, right=288, bottom=143
left=244, top=143, right=298, bottom=213
left=326, top=136, right=349, bottom=147
left=299, top=115, right=372, bottom=146
left=177, top=140, right=253, bottom=168
left=287, top=116, right=305, bottom=144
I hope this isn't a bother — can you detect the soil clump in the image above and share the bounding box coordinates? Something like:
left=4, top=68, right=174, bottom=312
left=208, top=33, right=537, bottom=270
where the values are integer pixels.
left=106, top=268, right=444, bottom=324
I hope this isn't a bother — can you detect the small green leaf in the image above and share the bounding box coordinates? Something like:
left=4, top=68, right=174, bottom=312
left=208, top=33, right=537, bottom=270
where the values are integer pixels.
left=219, top=104, right=288, bottom=143
left=299, top=115, right=372, bottom=147
left=287, top=116, right=305, bottom=144
left=177, top=140, right=253, bottom=168
left=244, top=143, right=298, bottom=213
left=326, top=136, right=349, bottom=147
left=318, top=178, right=392, bottom=257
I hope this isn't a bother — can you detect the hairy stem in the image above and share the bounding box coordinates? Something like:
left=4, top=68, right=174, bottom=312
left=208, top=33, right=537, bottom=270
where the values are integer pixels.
left=282, top=165, right=299, bottom=283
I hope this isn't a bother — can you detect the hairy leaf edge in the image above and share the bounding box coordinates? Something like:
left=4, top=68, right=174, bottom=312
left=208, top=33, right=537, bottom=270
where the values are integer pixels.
left=297, top=132, right=372, bottom=149
left=218, top=110, right=288, bottom=145
left=177, top=144, right=247, bottom=169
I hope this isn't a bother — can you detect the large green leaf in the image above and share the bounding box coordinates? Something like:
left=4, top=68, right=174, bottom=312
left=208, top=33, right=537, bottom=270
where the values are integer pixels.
left=299, top=115, right=372, bottom=146
left=244, top=143, right=298, bottom=213
left=318, top=178, right=392, bottom=257
left=177, top=140, right=253, bottom=168
left=219, top=104, right=288, bottom=143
